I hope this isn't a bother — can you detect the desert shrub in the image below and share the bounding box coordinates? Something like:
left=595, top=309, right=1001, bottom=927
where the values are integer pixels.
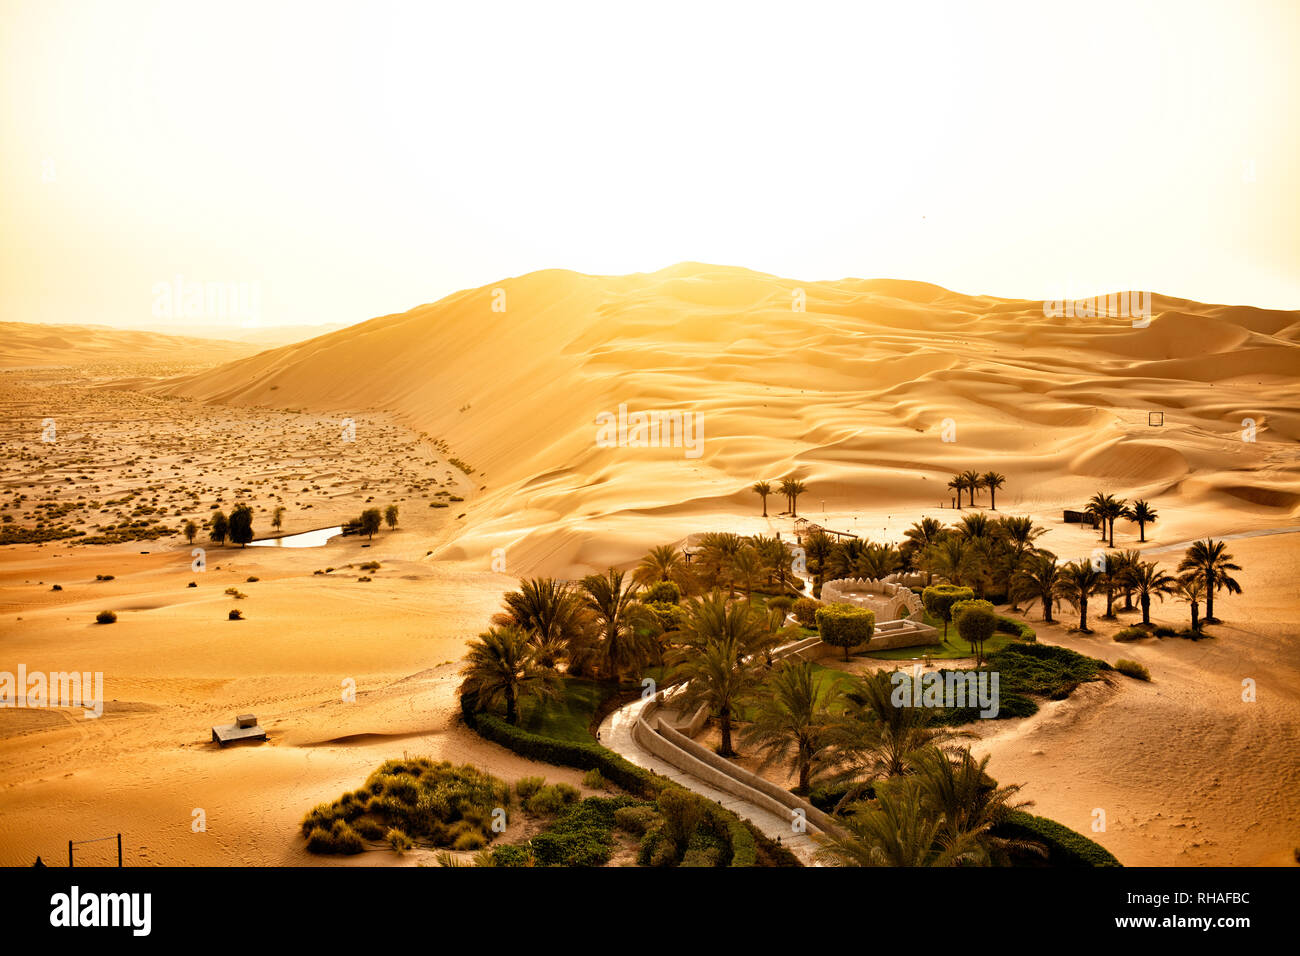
left=187, top=581, right=197, bottom=587
left=527, top=796, right=641, bottom=866
left=386, top=828, right=413, bottom=854
left=95, top=610, right=117, bottom=624
left=306, top=820, right=364, bottom=855
left=51, top=584, right=62, bottom=591
left=791, top=597, right=820, bottom=628
left=643, top=580, right=680, bottom=605
left=525, top=783, right=581, bottom=816
left=228, top=609, right=243, bottom=620
left=224, top=588, right=246, bottom=599
left=302, top=758, right=508, bottom=854
left=815, top=603, right=875, bottom=661
left=613, top=805, right=660, bottom=836
left=246, top=576, right=259, bottom=582
left=488, top=843, right=536, bottom=867
left=96, top=574, right=115, bottom=581
left=1153, top=625, right=1177, bottom=638
left=515, top=776, right=546, bottom=800
left=1115, top=659, right=1150, bottom=681
left=922, top=584, right=975, bottom=638
left=582, top=768, right=608, bottom=790
left=1114, top=626, right=1148, bottom=642
left=359, top=561, right=381, bottom=571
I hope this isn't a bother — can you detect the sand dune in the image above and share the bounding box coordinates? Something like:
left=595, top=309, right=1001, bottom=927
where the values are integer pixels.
left=0, top=321, right=259, bottom=369
left=156, top=264, right=1300, bottom=578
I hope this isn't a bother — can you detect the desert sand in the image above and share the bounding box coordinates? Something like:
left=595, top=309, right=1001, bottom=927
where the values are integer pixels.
left=2, top=264, right=1298, bottom=866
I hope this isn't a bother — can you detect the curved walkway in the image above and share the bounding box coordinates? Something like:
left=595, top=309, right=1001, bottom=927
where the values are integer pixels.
left=597, top=694, right=823, bottom=865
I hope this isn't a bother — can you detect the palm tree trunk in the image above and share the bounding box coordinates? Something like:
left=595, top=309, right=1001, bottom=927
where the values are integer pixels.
left=506, top=686, right=518, bottom=725
left=1043, top=592, right=1054, bottom=624
left=990, top=489, right=997, bottom=510
left=1139, top=521, right=1146, bottom=542
left=1079, top=596, right=1089, bottom=631
left=1141, top=595, right=1151, bottom=626
left=1191, top=602, right=1199, bottom=631
left=1205, top=570, right=1216, bottom=622
left=719, top=708, right=734, bottom=757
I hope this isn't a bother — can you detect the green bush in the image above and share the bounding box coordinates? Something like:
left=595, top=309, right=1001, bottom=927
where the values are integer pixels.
left=301, top=758, right=507, bottom=854
left=386, top=827, right=413, bottom=854
left=515, top=776, right=546, bottom=800
left=582, top=768, right=608, bottom=790
left=645, top=601, right=686, bottom=633
left=95, top=610, right=117, bottom=624
left=306, top=820, right=364, bottom=855
left=997, top=811, right=1121, bottom=867
left=952, top=599, right=997, bottom=659
left=1114, top=626, right=1148, bottom=642
left=613, top=805, right=660, bottom=835
left=791, top=597, right=820, bottom=628
left=922, top=584, right=975, bottom=638
left=488, top=843, right=536, bottom=867
left=1115, top=659, right=1150, bottom=681
left=815, top=603, right=875, bottom=661
left=643, top=580, right=680, bottom=604
left=1153, top=626, right=1177, bottom=638
left=528, top=796, right=643, bottom=866
left=994, top=615, right=1036, bottom=641
left=525, top=783, right=581, bottom=816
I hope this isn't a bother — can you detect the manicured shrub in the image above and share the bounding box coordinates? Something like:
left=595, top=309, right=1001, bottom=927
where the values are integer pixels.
left=815, top=603, right=875, bottom=661
left=645, top=601, right=686, bottom=633
left=525, top=783, right=580, bottom=816
left=642, top=580, right=680, bottom=605
left=95, top=610, right=117, bottom=624
left=997, top=811, right=1121, bottom=867
left=994, top=616, right=1035, bottom=641
left=922, top=584, right=974, bottom=639
left=952, top=599, right=997, bottom=660
left=791, top=597, right=820, bottom=628
left=767, top=595, right=794, bottom=616
left=1115, top=659, right=1150, bottom=681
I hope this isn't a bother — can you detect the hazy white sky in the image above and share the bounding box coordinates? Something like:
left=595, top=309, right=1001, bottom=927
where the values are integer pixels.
left=2, top=0, right=1297, bottom=332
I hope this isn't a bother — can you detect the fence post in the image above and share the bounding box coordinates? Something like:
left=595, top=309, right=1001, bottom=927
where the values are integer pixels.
left=117, top=833, right=123, bottom=868
left=68, top=840, right=73, bottom=868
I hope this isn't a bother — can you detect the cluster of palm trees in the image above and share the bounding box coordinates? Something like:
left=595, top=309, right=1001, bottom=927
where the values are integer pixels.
left=945, top=471, right=1007, bottom=509
left=1009, top=539, right=1242, bottom=633
left=751, top=477, right=807, bottom=518
left=1085, top=492, right=1158, bottom=545
left=641, top=534, right=805, bottom=600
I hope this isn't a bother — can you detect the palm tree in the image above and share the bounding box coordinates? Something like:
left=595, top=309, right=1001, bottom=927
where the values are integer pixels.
left=1124, top=499, right=1158, bottom=542
left=783, top=477, right=807, bottom=517
left=1054, top=560, right=1103, bottom=632
left=947, top=475, right=965, bottom=509
left=1177, top=539, right=1243, bottom=624
left=981, top=472, right=1007, bottom=510
left=1109, top=549, right=1142, bottom=611
left=668, top=624, right=764, bottom=758
left=580, top=569, right=657, bottom=681
left=731, top=546, right=763, bottom=600
left=904, top=518, right=948, bottom=583
left=827, top=537, right=868, bottom=581
left=1130, top=560, right=1177, bottom=626
left=1175, top=573, right=1205, bottom=632
left=751, top=480, right=772, bottom=518
left=272, top=505, right=286, bottom=531
left=814, top=777, right=985, bottom=867
left=823, top=671, right=957, bottom=807
left=1011, top=552, right=1061, bottom=624
left=633, top=544, right=685, bottom=587
left=923, top=536, right=969, bottom=589
left=960, top=470, right=982, bottom=508
left=998, top=516, right=1044, bottom=611
left=698, top=531, right=744, bottom=595
left=458, top=625, right=557, bottom=725
left=956, top=512, right=992, bottom=541
left=859, top=542, right=902, bottom=581
left=678, top=591, right=774, bottom=658
left=740, top=659, right=840, bottom=793
left=911, top=746, right=1043, bottom=865
left=803, top=528, right=834, bottom=587
left=498, top=577, right=583, bottom=669
left=1086, top=492, right=1126, bottom=548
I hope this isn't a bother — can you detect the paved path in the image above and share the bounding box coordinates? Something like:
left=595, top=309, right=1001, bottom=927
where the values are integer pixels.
left=597, top=695, right=821, bottom=865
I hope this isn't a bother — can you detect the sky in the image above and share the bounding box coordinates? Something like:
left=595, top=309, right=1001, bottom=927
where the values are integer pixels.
left=2, top=0, right=1298, bottom=333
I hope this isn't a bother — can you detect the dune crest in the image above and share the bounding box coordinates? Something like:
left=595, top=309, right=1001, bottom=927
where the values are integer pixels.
left=156, top=264, right=1300, bottom=576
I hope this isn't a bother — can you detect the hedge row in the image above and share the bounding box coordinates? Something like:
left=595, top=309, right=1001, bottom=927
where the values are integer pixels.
left=462, top=701, right=772, bottom=867
left=998, top=810, right=1122, bottom=867
left=995, top=615, right=1036, bottom=641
